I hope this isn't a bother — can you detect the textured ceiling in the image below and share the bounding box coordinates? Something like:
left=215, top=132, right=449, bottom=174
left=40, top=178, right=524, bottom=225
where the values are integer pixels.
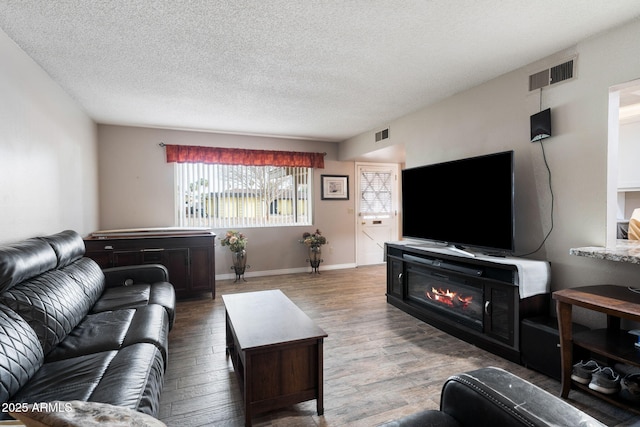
left=1, top=1, right=640, bottom=142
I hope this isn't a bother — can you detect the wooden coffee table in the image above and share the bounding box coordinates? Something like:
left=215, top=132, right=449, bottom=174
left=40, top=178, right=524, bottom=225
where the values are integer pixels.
left=222, top=290, right=328, bottom=426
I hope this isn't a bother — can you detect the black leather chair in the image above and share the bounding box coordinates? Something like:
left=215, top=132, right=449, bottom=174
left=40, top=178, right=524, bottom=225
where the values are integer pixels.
left=380, top=367, right=605, bottom=427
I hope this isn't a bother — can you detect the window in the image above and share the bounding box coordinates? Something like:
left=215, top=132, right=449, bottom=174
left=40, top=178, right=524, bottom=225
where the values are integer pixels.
left=359, top=170, right=393, bottom=219
left=175, top=163, right=312, bottom=228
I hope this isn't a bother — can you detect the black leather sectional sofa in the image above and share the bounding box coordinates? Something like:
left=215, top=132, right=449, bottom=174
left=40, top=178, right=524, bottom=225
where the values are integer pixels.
left=0, top=230, right=175, bottom=419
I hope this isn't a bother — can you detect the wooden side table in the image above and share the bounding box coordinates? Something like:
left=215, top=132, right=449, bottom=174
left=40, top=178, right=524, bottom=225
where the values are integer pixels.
left=554, top=285, right=640, bottom=413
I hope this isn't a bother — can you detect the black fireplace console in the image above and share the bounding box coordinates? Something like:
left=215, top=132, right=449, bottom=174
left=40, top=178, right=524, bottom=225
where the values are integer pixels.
left=385, top=242, right=550, bottom=363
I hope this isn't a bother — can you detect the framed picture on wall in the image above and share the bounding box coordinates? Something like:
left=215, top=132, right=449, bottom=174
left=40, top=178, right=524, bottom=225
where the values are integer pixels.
left=321, top=175, right=349, bottom=200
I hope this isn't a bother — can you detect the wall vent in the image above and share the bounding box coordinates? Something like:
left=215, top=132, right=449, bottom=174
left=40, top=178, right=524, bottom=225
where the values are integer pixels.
left=375, top=128, right=389, bottom=142
left=529, top=69, right=550, bottom=91
left=550, top=59, right=574, bottom=84
left=529, top=58, right=576, bottom=91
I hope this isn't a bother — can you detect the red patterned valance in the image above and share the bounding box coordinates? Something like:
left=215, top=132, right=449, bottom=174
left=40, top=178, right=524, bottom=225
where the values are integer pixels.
left=164, top=144, right=324, bottom=168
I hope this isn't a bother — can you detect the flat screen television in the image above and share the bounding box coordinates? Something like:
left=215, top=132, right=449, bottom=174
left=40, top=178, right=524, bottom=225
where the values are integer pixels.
left=401, top=150, right=514, bottom=254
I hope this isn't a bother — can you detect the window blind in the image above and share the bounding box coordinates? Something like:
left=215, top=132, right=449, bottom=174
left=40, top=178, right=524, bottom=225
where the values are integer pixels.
left=175, top=163, right=312, bottom=228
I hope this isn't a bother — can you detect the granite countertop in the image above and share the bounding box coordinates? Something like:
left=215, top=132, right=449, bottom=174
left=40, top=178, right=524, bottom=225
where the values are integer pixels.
left=570, top=240, right=640, bottom=264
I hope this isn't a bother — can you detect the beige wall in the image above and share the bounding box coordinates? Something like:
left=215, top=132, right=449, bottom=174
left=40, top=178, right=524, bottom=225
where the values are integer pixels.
left=341, top=19, right=640, bottom=323
left=0, top=29, right=98, bottom=244
left=97, top=125, right=356, bottom=277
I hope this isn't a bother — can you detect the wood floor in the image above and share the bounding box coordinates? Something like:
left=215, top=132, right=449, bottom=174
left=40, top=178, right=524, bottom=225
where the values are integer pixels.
left=158, top=265, right=640, bottom=427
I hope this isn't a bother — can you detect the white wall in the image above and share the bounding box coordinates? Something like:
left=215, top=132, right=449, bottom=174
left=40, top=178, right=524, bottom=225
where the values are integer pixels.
left=97, top=125, right=356, bottom=276
left=341, top=19, right=640, bottom=322
left=0, top=29, right=98, bottom=244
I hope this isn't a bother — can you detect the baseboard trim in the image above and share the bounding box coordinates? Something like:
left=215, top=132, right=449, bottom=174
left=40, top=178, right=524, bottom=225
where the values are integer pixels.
left=215, top=263, right=358, bottom=281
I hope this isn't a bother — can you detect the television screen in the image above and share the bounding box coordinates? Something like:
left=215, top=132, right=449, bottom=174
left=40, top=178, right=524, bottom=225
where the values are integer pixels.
left=401, top=151, right=514, bottom=254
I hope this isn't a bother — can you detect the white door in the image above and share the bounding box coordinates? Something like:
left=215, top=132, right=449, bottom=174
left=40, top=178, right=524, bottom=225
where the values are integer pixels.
left=356, top=163, right=400, bottom=266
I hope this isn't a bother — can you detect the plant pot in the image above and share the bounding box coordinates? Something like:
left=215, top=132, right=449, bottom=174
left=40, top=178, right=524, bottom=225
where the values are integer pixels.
left=231, top=249, right=248, bottom=282
left=308, top=245, right=323, bottom=274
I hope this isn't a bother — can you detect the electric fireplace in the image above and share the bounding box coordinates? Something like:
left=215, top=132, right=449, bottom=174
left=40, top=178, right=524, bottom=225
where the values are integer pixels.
left=407, top=269, right=483, bottom=332
left=386, top=243, right=550, bottom=363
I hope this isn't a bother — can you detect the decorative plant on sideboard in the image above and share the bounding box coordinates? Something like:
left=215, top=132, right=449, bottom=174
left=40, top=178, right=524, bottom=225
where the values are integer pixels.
left=300, top=229, right=328, bottom=274
left=220, top=230, right=249, bottom=282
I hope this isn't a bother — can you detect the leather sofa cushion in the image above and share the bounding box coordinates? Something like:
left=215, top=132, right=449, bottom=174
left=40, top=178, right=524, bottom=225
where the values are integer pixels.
left=11, top=344, right=164, bottom=416
left=0, top=305, right=44, bottom=403
left=0, top=270, right=93, bottom=355
left=12, top=351, right=117, bottom=403
left=121, top=305, right=169, bottom=362
left=0, top=238, right=57, bottom=293
left=39, top=230, right=85, bottom=269
left=46, top=305, right=169, bottom=363
left=91, top=282, right=175, bottom=329
left=89, top=344, right=165, bottom=416
left=59, top=258, right=105, bottom=306
left=45, top=309, right=135, bottom=362
left=91, top=284, right=152, bottom=311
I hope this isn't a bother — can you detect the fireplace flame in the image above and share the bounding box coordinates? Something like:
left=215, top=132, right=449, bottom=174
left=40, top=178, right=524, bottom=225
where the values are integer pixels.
left=426, top=287, right=473, bottom=308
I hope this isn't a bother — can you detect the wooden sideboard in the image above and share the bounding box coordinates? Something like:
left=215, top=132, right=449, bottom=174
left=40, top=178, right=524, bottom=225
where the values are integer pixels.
left=84, top=228, right=215, bottom=299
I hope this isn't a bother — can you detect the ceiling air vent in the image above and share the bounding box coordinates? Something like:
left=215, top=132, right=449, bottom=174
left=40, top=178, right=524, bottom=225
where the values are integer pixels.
left=529, top=58, right=576, bottom=91
left=375, top=128, right=389, bottom=142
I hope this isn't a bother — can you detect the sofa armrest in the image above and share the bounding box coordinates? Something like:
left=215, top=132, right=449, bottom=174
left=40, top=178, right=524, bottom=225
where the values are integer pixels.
left=103, top=264, right=169, bottom=288
left=440, top=367, right=605, bottom=427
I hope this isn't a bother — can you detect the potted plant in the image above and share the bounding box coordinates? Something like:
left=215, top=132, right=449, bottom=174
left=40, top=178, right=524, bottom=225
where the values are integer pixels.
left=220, top=230, right=248, bottom=282
left=300, top=229, right=328, bottom=273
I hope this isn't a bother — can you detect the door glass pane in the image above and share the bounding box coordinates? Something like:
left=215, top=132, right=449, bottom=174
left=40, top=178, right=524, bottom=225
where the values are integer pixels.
left=360, top=171, right=392, bottom=218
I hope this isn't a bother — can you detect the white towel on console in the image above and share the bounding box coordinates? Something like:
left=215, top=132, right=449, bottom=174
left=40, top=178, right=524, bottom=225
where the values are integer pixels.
left=477, top=255, right=551, bottom=298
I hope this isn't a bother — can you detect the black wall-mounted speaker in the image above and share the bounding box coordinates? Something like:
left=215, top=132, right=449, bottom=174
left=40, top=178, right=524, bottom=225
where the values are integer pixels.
left=530, top=108, right=551, bottom=142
